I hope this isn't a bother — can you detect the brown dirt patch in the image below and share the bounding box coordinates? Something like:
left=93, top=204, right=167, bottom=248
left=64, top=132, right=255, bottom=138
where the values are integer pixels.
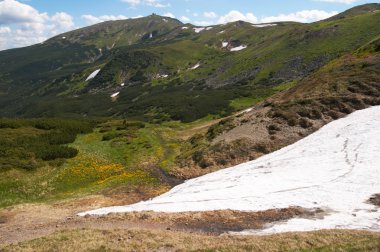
left=0, top=187, right=163, bottom=248
left=80, top=207, right=324, bottom=235
left=0, top=193, right=324, bottom=248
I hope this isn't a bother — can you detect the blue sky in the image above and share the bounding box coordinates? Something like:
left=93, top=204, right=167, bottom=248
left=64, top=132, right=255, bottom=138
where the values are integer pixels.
left=0, top=0, right=379, bottom=50
left=25, top=0, right=379, bottom=25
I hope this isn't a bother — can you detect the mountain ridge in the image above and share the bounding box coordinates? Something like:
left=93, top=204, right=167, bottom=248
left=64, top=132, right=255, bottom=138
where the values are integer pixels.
left=0, top=4, right=379, bottom=121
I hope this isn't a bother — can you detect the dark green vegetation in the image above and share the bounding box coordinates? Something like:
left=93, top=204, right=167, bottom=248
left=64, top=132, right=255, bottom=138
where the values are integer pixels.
left=0, top=4, right=379, bottom=121
left=0, top=118, right=95, bottom=170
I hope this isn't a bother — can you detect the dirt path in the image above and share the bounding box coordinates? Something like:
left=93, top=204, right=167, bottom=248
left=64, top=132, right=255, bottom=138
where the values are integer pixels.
left=0, top=192, right=323, bottom=248
left=0, top=194, right=160, bottom=248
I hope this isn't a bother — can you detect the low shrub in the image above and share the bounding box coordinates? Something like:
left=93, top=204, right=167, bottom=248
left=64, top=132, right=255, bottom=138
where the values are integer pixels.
left=37, top=146, right=78, bottom=161
left=299, top=118, right=313, bottom=129
left=102, top=132, right=120, bottom=141
left=0, top=118, right=95, bottom=171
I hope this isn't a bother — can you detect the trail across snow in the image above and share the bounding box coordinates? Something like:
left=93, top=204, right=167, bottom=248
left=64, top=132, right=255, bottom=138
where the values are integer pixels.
left=80, top=106, right=380, bottom=234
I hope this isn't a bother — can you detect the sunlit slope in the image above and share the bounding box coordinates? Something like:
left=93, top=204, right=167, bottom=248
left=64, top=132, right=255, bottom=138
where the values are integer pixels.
left=81, top=106, right=380, bottom=234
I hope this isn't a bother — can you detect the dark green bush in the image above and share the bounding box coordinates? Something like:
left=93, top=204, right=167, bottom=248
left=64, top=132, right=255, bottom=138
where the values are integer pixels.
left=299, top=118, right=313, bottom=129
left=102, top=132, right=120, bottom=141
left=37, top=146, right=78, bottom=161
left=116, top=121, right=145, bottom=130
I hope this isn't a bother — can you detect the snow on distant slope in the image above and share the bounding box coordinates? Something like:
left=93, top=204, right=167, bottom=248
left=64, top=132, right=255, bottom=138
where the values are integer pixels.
left=193, top=27, right=205, bottom=33
left=252, top=24, right=277, bottom=28
left=230, top=45, right=247, bottom=52
left=110, top=92, right=120, bottom=98
left=189, top=63, right=201, bottom=70
left=80, top=106, right=380, bottom=234
left=85, top=69, right=101, bottom=81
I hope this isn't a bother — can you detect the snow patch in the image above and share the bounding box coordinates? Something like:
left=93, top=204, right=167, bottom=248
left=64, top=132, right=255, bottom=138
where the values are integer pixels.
left=163, top=18, right=168, bottom=23
left=252, top=24, right=277, bottom=28
left=182, top=27, right=189, bottom=30
left=62, top=36, right=66, bottom=39
left=157, top=74, right=169, bottom=79
left=110, top=92, right=120, bottom=98
left=230, top=45, right=247, bottom=52
left=120, top=83, right=125, bottom=87
left=85, top=69, right=101, bottom=81
left=243, top=108, right=253, bottom=113
left=79, top=106, right=380, bottom=234
left=222, top=41, right=229, bottom=48
left=206, top=27, right=213, bottom=31
left=189, top=63, right=201, bottom=70
left=219, top=30, right=225, bottom=34
left=193, top=27, right=205, bottom=33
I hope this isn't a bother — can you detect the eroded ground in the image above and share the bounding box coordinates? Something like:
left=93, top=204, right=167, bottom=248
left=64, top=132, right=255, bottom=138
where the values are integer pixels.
left=0, top=192, right=324, bottom=248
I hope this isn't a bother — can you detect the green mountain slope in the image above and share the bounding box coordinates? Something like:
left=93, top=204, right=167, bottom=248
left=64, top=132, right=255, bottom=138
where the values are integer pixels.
left=0, top=4, right=379, bottom=122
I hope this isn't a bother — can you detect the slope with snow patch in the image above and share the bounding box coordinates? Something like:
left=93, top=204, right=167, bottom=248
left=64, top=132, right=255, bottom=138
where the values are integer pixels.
left=252, top=24, right=277, bottom=28
left=85, top=69, right=101, bottom=81
left=193, top=27, right=205, bottom=33
left=80, top=107, right=380, bottom=234
left=230, top=45, right=247, bottom=52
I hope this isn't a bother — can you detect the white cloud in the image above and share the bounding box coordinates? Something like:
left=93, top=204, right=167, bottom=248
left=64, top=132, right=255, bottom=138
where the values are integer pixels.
left=121, top=0, right=141, bottom=6
left=0, top=26, right=11, bottom=33
left=0, top=0, right=75, bottom=50
left=163, top=12, right=175, bottom=18
left=0, top=0, right=48, bottom=24
left=315, top=0, right=358, bottom=4
left=50, top=12, right=75, bottom=31
left=218, top=10, right=258, bottom=24
left=193, top=8, right=338, bottom=27
left=261, top=10, right=338, bottom=23
left=203, top=11, right=217, bottom=18
left=180, top=16, right=190, bottom=22
left=121, top=0, right=170, bottom=8
left=82, top=14, right=128, bottom=25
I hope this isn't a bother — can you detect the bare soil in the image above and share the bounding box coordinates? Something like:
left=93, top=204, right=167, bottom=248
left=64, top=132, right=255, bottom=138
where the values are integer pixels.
left=4, top=228, right=380, bottom=252
left=0, top=191, right=324, bottom=248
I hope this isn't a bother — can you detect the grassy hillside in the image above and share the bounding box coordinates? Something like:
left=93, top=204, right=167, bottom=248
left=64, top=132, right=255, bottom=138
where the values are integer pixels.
left=0, top=4, right=379, bottom=121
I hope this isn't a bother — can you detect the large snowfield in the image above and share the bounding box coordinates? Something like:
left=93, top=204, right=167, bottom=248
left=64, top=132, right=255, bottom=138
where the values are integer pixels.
left=80, top=106, right=380, bottom=234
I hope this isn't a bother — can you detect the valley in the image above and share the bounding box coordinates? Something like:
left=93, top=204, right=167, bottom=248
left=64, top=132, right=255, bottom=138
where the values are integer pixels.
left=0, top=3, right=380, bottom=251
